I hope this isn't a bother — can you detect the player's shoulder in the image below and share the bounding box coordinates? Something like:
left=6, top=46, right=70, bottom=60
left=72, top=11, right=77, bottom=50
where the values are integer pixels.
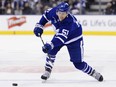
left=44, top=6, right=57, bottom=15
left=43, top=7, right=57, bottom=20
left=68, top=13, right=77, bottom=21
left=67, top=14, right=81, bottom=27
left=64, top=13, right=77, bottom=27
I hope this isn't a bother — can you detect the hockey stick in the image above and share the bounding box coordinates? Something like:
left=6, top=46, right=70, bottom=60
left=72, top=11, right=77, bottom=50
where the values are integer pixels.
left=40, top=36, right=45, bottom=46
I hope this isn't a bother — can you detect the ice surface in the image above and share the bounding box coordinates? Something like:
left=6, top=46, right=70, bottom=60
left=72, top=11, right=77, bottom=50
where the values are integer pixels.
left=0, top=35, right=116, bottom=87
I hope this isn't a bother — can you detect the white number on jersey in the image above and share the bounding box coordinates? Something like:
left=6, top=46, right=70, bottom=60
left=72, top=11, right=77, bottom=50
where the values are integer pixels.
left=62, top=29, right=69, bottom=36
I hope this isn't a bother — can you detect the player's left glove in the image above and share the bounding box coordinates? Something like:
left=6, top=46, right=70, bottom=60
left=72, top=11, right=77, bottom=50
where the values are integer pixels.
left=42, top=42, right=54, bottom=53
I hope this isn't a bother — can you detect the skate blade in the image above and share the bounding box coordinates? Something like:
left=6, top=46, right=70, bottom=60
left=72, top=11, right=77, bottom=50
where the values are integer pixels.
left=42, top=79, right=47, bottom=83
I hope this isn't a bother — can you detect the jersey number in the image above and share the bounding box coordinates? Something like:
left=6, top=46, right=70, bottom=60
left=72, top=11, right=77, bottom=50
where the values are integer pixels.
left=62, top=29, right=69, bottom=36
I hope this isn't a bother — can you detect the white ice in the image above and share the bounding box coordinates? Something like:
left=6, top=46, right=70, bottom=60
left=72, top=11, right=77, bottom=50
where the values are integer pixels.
left=0, top=35, right=116, bottom=87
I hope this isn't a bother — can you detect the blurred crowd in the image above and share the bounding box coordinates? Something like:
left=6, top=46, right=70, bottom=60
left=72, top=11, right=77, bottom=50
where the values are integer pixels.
left=104, top=0, right=116, bottom=15
left=0, top=0, right=94, bottom=15
left=0, top=0, right=116, bottom=15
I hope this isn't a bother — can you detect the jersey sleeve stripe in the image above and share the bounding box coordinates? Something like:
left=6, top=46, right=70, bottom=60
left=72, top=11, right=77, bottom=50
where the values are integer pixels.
left=43, top=14, right=49, bottom=22
left=55, top=37, right=65, bottom=43
left=56, top=33, right=68, bottom=39
left=35, top=23, right=43, bottom=29
left=65, top=35, right=82, bottom=44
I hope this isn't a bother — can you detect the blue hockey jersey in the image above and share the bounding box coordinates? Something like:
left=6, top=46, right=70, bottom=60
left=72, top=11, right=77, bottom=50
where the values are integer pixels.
left=37, top=6, right=83, bottom=48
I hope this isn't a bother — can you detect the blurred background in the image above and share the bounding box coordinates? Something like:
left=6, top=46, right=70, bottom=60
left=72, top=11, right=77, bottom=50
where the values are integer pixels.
left=0, top=0, right=116, bottom=36
left=0, top=0, right=116, bottom=15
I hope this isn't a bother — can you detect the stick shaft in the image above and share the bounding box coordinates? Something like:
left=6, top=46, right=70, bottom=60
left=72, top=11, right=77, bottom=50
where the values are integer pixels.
left=40, top=36, right=45, bottom=45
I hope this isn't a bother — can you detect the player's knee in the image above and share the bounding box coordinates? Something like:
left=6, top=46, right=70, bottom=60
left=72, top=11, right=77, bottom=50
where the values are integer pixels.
left=73, top=61, right=87, bottom=70
left=47, top=54, right=56, bottom=58
left=46, top=54, right=56, bottom=63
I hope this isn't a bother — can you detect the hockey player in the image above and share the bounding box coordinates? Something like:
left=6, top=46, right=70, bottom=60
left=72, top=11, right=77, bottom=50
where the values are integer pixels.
left=34, top=2, right=103, bottom=81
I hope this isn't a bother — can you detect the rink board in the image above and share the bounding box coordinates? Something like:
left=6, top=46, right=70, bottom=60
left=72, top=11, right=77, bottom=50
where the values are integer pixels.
left=0, top=30, right=116, bottom=35
left=0, top=15, right=116, bottom=36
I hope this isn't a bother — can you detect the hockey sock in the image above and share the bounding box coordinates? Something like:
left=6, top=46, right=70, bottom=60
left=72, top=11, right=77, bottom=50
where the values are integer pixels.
left=45, top=54, right=56, bottom=71
left=73, top=61, right=94, bottom=75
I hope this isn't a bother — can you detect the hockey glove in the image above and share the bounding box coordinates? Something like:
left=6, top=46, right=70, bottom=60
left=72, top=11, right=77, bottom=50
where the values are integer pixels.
left=34, top=23, right=43, bottom=37
left=42, top=42, right=54, bottom=53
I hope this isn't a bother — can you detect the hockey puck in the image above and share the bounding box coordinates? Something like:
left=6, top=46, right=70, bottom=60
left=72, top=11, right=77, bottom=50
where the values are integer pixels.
left=12, top=83, right=18, bottom=86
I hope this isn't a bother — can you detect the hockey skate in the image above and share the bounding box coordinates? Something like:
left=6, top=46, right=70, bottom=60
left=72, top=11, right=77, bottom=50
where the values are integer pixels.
left=41, top=68, right=51, bottom=80
left=91, top=70, right=103, bottom=82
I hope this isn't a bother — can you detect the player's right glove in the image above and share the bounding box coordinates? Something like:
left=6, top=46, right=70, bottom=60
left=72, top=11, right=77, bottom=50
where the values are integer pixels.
left=33, top=23, right=43, bottom=37
left=42, top=42, right=54, bottom=53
